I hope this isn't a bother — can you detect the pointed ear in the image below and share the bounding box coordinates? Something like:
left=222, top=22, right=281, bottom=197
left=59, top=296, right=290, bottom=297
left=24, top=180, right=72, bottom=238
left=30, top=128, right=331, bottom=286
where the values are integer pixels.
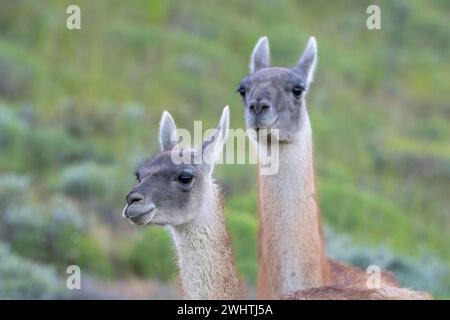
left=159, top=111, right=178, bottom=151
left=293, top=36, right=317, bottom=86
left=250, top=36, right=270, bottom=73
left=201, top=106, right=230, bottom=174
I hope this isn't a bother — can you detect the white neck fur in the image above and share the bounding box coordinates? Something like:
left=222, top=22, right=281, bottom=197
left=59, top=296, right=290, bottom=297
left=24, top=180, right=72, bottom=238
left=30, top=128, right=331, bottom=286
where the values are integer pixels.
left=256, top=107, right=328, bottom=298
left=168, top=185, right=242, bottom=299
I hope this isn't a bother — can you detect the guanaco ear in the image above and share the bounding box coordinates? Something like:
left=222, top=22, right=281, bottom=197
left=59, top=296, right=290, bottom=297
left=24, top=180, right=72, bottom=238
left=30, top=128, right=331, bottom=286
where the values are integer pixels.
left=159, top=111, right=179, bottom=151
left=293, top=36, right=317, bottom=87
left=250, top=36, right=270, bottom=73
left=201, top=106, right=230, bottom=174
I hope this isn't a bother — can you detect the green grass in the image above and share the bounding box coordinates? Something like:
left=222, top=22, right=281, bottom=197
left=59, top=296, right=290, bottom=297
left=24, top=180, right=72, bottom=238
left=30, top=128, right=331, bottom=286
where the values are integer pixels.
left=0, top=0, right=449, bottom=297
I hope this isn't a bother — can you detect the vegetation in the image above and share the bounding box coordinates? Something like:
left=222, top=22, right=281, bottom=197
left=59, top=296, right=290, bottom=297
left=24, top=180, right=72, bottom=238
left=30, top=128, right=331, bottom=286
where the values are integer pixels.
left=0, top=243, right=67, bottom=299
left=0, top=0, right=448, bottom=298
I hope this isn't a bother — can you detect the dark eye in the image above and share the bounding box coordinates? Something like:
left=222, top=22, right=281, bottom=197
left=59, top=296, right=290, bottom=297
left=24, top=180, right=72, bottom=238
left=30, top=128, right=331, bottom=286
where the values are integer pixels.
left=176, top=171, right=194, bottom=185
left=292, top=86, right=304, bottom=97
left=237, top=86, right=246, bottom=98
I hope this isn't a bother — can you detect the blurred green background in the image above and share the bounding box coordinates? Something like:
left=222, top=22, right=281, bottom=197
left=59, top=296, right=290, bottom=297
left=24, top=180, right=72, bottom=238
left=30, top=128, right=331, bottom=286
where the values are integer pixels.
left=0, top=0, right=449, bottom=299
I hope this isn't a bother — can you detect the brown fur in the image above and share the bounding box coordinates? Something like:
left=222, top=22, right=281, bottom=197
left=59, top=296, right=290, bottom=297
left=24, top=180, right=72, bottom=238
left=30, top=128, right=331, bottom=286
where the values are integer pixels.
left=257, top=166, right=430, bottom=299
left=244, top=36, right=432, bottom=300
left=282, top=257, right=432, bottom=300
left=255, top=146, right=431, bottom=299
left=256, top=136, right=330, bottom=298
left=284, top=286, right=432, bottom=300
left=257, top=168, right=432, bottom=299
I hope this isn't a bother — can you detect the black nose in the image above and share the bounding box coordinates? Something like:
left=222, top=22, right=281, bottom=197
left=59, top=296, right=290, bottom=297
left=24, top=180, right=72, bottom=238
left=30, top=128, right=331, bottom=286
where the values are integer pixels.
left=126, top=192, right=144, bottom=205
left=249, top=100, right=271, bottom=114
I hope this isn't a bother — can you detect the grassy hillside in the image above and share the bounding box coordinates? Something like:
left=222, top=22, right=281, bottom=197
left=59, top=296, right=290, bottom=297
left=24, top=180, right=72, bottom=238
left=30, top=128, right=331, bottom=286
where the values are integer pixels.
left=0, top=0, right=449, bottom=298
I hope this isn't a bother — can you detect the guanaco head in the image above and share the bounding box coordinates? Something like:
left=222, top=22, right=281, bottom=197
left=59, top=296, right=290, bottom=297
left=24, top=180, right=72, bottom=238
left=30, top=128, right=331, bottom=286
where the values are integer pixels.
left=123, top=107, right=229, bottom=226
left=237, top=36, right=317, bottom=142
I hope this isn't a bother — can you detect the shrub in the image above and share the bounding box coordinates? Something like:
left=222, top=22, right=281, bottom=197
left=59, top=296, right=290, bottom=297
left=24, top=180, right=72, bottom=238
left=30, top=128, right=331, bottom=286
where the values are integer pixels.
left=0, top=243, right=67, bottom=299
left=58, top=162, right=124, bottom=203
left=0, top=48, right=35, bottom=99
left=1, top=196, right=115, bottom=278
left=59, top=162, right=110, bottom=199
left=21, top=128, right=94, bottom=171
left=0, top=105, right=97, bottom=173
left=319, top=177, right=412, bottom=249
left=124, top=227, right=176, bottom=281
left=227, top=190, right=258, bottom=215
left=2, top=197, right=86, bottom=266
left=0, top=104, right=26, bottom=150
left=73, top=235, right=114, bottom=279
left=226, top=209, right=258, bottom=285
left=325, top=227, right=450, bottom=297
left=0, top=174, right=30, bottom=210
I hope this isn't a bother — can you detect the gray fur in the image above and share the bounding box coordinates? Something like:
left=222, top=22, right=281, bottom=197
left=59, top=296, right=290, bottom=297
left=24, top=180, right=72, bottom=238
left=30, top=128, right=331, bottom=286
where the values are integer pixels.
left=239, top=36, right=317, bottom=142
left=159, top=111, right=178, bottom=152
left=123, top=107, right=229, bottom=226
left=250, top=36, right=270, bottom=73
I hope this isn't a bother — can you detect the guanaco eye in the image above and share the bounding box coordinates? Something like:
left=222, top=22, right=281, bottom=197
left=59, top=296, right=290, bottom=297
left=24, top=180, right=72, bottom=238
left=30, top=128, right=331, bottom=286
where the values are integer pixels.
left=176, top=171, right=194, bottom=185
left=237, top=86, right=246, bottom=98
left=292, top=85, right=304, bottom=97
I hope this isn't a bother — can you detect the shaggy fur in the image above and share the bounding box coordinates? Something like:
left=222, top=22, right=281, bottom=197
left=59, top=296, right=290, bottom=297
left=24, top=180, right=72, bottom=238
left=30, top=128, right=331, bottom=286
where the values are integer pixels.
left=170, top=185, right=243, bottom=299
left=123, top=107, right=243, bottom=299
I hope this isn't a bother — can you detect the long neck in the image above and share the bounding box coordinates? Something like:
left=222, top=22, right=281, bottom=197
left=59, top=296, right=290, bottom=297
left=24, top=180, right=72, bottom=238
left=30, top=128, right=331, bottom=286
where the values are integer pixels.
left=257, top=108, right=329, bottom=299
left=169, top=186, right=242, bottom=299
